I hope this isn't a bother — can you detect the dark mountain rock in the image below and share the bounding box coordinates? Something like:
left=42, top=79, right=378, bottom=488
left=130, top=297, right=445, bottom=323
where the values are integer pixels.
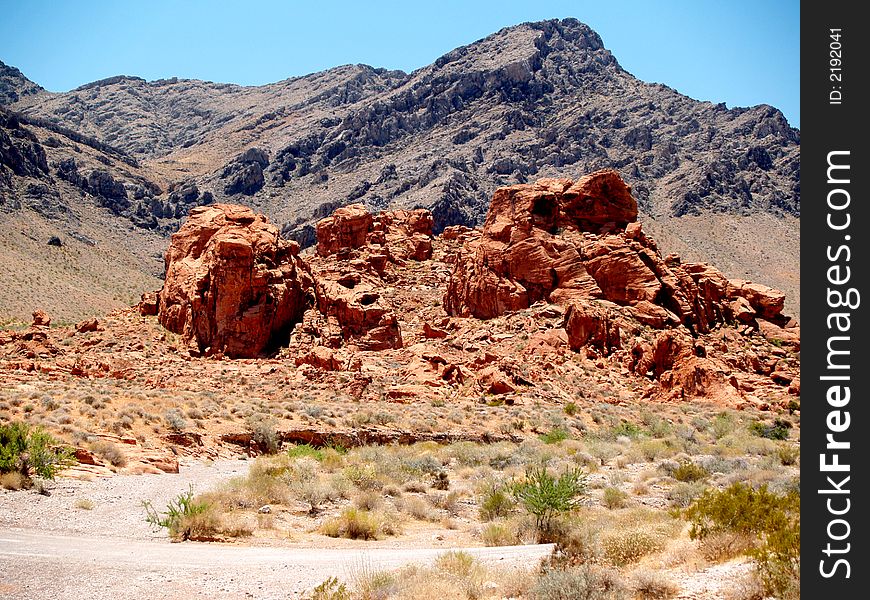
left=1, top=18, right=800, bottom=315
left=0, top=60, right=44, bottom=105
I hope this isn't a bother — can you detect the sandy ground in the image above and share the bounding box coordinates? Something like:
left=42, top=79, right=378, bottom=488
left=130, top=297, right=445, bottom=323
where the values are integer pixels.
left=0, top=459, right=553, bottom=599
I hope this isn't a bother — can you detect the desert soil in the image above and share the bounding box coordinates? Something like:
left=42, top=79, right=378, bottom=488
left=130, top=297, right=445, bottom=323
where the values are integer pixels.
left=0, top=459, right=553, bottom=599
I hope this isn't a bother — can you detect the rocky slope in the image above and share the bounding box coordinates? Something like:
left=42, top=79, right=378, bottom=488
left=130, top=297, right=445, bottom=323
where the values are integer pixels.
left=0, top=18, right=799, bottom=322
left=0, top=172, right=799, bottom=471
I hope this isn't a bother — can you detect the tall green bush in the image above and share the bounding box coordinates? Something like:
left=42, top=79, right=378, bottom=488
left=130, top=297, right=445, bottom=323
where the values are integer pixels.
left=0, top=422, right=76, bottom=483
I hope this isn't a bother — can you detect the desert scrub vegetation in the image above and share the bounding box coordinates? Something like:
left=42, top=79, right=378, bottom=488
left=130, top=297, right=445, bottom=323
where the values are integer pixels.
left=0, top=421, right=76, bottom=488
left=684, top=482, right=800, bottom=599
left=143, top=486, right=252, bottom=541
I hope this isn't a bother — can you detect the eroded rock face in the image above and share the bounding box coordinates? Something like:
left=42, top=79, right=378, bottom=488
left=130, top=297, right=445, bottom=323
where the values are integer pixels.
left=445, top=171, right=785, bottom=334
left=316, top=204, right=373, bottom=256
left=316, top=203, right=434, bottom=262
left=157, top=204, right=312, bottom=357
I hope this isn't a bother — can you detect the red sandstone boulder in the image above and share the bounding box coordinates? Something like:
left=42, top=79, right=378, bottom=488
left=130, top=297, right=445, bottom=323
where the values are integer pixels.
left=564, top=302, right=622, bottom=353
left=313, top=268, right=403, bottom=350
left=731, top=280, right=786, bottom=319
left=316, top=204, right=373, bottom=256
left=316, top=204, right=435, bottom=262
left=157, top=204, right=313, bottom=358
left=31, top=310, right=50, bottom=327
left=138, top=292, right=159, bottom=316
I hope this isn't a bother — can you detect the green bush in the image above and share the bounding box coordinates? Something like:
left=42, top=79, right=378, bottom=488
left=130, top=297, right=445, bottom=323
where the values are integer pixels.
left=540, top=428, right=571, bottom=444
left=479, top=485, right=516, bottom=521
left=602, top=487, right=628, bottom=510
left=748, top=418, right=792, bottom=441
left=0, top=422, right=76, bottom=483
left=308, top=577, right=350, bottom=600
left=611, top=421, right=644, bottom=439
left=287, top=443, right=325, bottom=461
left=512, top=466, right=587, bottom=535
left=320, top=507, right=382, bottom=540
left=683, top=483, right=799, bottom=598
left=143, top=486, right=222, bottom=541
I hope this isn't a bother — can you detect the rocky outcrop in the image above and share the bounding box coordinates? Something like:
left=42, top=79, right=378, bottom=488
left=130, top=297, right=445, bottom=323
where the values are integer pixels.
left=443, top=171, right=794, bottom=403
left=316, top=203, right=434, bottom=262
left=222, top=148, right=268, bottom=196
left=445, top=171, right=785, bottom=334
left=316, top=204, right=374, bottom=256
left=156, top=204, right=312, bottom=357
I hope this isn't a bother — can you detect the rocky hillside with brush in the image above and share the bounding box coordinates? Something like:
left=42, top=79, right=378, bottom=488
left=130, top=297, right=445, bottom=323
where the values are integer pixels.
left=0, top=18, right=799, bottom=323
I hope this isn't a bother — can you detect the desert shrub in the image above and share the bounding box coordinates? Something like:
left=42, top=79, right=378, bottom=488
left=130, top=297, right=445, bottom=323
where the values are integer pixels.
left=631, top=569, right=678, bottom=599
left=540, top=428, right=571, bottom=444
left=666, top=481, right=707, bottom=508
left=353, top=490, right=384, bottom=512
left=564, top=402, right=579, bottom=416
left=479, top=484, right=516, bottom=521
left=699, top=531, right=757, bottom=562
left=610, top=421, right=643, bottom=439
left=344, top=464, right=382, bottom=491
left=247, top=414, right=280, bottom=454
left=308, top=577, right=350, bottom=600
left=710, top=412, right=737, bottom=439
left=749, top=419, right=792, bottom=441
left=163, top=409, right=188, bottom=432
left=397, top=496, right=436, bottom=521
left=320, top=507, right=383, bottom=540
left=0, top=421, right=75, bottom=483
left=683, top=483, right=799, bottom=599
left=352, top=563, right=397, bottom=600
left=481, top=521, right=520, bottom=546
left=436, top=550, right=478, bottom=578
left=74, top=498, right=95, bottom=510
left=602, top=487, right=628, bottom=510
left=640, top=412, right=673, bottom=439
left=90, top=440, right=127, bottom=467
left=286, top=443, right=325, bottom=461
left=601, top=530, right=665, bottom=566
left=143, top=486, right=249, bottom=541
left=671, top=460, right=710, bottom=483
left=0, top=471, right=26, bottom=490
left=512, top=466, right=587, bottom=536
left=531, top=565, right=627, bottom=600
left=635, top=439, right=671, bottom=461
left=550, top=520, right=602, bottom=564
left=775, top=444, right=800, bottom=466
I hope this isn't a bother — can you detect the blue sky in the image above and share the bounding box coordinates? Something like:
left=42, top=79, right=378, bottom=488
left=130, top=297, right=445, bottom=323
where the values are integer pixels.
left=1, top=0, right=799, bottom=127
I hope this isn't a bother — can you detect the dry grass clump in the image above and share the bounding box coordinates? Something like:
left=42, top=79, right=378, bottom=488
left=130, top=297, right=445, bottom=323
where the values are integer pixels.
left=531, top=565, right=627, bottom=600
left=320, top=507, right=396, bottom=540
left=631, top=568, right=678, bottom=599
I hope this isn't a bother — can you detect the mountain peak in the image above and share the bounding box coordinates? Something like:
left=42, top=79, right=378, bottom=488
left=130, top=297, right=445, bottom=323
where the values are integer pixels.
left=0, top=60, right=44, bottom=105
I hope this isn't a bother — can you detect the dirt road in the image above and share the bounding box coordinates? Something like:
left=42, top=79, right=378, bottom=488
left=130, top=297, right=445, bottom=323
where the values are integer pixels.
left=0, top=528, right=553, bottom=599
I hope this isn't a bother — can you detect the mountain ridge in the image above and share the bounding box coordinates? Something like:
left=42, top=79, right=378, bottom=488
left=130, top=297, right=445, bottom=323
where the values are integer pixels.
left=0, top=18, right=800, bottom=323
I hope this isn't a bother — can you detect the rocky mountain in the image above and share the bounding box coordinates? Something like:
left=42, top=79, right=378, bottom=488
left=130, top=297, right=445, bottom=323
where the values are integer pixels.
left=0, top=18, right=799, bottom=323
left=0, top=60, right=43, bottom=105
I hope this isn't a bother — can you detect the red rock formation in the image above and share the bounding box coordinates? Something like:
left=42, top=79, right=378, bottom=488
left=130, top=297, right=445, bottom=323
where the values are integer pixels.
left=316, top=203, right=435, bottom=262
left=316, top=204, right=373, bottom=257
left=445, top=170, right=786, bottom=335
left=312, top=268, right=403, bottom=350
left=31, top=310, right=50, bottom=327
left=443, top=170, right=796, bottom=404
left=157, top=204, right=313, bottom=358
